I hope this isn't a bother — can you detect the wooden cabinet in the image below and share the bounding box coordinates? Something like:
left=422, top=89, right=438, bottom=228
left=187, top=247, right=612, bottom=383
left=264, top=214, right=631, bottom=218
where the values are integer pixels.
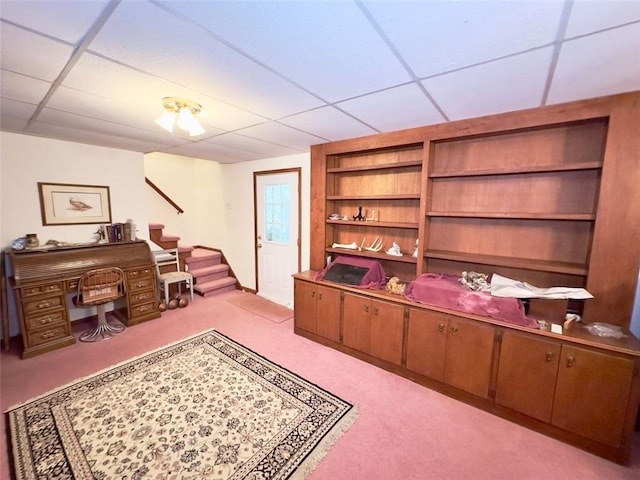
left=495, top=331, right=561, bottom=422
left=406, top=309, right=495, bottom=397
left=342, top=291, right=404, bottom=366
left=552, top=345, right=634, bottom=448
left=303, top=92, right=640, bottom=463
left=496, top=330, right=637, bottom=451
left=294, top=280, right=341, bottom=342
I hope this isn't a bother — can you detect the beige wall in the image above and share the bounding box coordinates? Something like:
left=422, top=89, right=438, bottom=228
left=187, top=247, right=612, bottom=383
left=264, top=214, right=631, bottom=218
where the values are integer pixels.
left=145, top=152, right=311, bottom=291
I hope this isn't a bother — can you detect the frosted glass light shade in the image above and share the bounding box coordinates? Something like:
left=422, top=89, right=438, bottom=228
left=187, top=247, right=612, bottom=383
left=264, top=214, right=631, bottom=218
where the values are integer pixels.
left=155, top=111, right=175, bottom=133
left=177, top=108, right=205, bottom=136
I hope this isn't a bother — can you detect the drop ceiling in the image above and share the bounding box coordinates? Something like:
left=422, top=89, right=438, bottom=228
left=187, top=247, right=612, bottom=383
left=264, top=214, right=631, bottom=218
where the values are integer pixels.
left=1, top=0, right=639, bottom=164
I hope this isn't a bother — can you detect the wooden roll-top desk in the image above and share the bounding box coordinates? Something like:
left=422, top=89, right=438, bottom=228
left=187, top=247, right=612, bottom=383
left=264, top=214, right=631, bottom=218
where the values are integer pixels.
left=9, top=241, right=161, bottom=358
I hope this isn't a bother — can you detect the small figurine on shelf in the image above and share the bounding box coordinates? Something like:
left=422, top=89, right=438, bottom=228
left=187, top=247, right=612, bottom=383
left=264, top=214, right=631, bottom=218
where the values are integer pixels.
left=386, top=242, right=403, bottom=256
left=412, top=239, right=419, bottom=258
left=353, top=206, right=365, bottom=221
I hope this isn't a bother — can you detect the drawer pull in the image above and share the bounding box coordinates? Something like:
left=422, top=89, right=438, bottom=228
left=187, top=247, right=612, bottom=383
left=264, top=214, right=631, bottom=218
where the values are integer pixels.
left=566, top=355, right=575, bottom=367
left=373, top=306, right=379, bottom=315
left=438, top=322, right=445, bottom=333
left=311, top=291, right=315, bottom=298
left=41, top=330, right=58, bottom=339
left=364, top=305, right=369, bottom=313
left=38, top=300, right=53, bottom=309
left=450, top=326, right=459, bottom=336
left=40, top=316, right=56, bottom=325
left=137, top=304, right=152, bottom=313
left=135, top=281, right=147, bottom=288
left=545, top=351, right=554, bottom=362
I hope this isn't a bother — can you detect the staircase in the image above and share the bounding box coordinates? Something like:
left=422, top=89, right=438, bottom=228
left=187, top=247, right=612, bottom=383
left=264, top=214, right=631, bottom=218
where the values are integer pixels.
left=148, top=223, right=238, bottom=297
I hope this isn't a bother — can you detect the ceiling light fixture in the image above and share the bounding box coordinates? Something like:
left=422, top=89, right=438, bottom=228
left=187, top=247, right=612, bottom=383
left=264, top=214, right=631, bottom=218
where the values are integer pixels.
left=155, top=97, right=205, bottom=137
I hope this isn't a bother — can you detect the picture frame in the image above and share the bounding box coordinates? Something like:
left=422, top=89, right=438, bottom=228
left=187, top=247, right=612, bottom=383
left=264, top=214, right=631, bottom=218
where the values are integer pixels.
left=38, top=182, right=112, bottom=226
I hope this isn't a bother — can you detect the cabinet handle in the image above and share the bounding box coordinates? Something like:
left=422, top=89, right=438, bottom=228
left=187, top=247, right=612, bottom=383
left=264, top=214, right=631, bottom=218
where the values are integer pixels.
left=319, top=293, right=323, bottom=300
left=545, top=351, right=553, bottom=362
left=40, top=315, right=55, bottom=325
left=41, top=330, right=58, bottom=339
left=450, top=326, right=458, bottom=336
left=38, top=300, right=53, bottom=309
left=364, top=305, right=369, bottom=313
left=438, top=322, right=445, bottom=333
left=566, top=355, right=575, bottom=367
left=373, top=306, right=379, bottom=315
left=311, top=291, right=315, bottom=298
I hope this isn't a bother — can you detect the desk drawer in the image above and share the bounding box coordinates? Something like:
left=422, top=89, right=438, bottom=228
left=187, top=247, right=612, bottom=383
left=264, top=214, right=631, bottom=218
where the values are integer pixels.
left=128, top=277, right=155, bottom=292
left=130, top=301, right=157, bottom=317
left=23, top=295, right=64, bottom=315
left=127, top=267, right=154, bottom=280
left=26, top=310, right=66, bottom=331
left=21, top=282, right=64, bottom=298
left=26, top=324, right=70, bottom=347
left=129, top=289, right=156, bottom=306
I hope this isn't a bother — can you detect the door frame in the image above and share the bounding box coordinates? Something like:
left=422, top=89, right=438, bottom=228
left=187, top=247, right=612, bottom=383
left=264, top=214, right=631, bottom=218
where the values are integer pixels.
left=253, top=168, right=302, bottom=296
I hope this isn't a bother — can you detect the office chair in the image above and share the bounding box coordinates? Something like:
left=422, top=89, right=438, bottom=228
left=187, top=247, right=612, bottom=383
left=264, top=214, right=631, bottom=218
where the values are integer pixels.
left=153, top=248, right=194, bottom=306
left=74, top=267, right=126, bottom=342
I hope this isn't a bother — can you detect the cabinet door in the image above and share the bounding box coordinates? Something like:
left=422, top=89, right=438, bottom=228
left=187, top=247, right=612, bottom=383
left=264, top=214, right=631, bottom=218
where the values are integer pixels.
left=495, top=331, right=561, bottom=422
left=342, top=292, right=371, bottom=354
left=552, top=346, right=634, bottom=448
left=406, top=309, right=448, bottom=382
left=444, top=317, right=495, bottom=398
left=370, top=299, right=405, bottom=366
left=294, top=280, right=317, bottom=333
left=316, top=285, right=341, bottom=342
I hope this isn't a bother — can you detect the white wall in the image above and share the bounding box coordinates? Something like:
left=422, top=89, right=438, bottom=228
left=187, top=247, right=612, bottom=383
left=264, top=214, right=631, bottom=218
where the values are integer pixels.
left=1, top=132, right=151, bottom=335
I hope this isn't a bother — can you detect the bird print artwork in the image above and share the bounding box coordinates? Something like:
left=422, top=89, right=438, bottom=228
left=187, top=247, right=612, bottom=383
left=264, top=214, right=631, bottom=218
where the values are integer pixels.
left=68, top=197, right=93, bottom=211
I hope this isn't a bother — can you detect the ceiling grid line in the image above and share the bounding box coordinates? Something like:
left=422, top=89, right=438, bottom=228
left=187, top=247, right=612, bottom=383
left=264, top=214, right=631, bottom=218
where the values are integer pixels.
left=541, top=0, right=575, bottom=106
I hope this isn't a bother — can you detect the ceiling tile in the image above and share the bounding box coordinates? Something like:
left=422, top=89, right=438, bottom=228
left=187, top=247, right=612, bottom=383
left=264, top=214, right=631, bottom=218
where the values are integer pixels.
left=566, top=0, right=640, bottom=37
left=0, top=98, right=37, bottom=131
left=363, top=0, right=564, bottom=78
left=1, top=69, right=51, bottom=104
left=234, top=121, right=327, bottom=151
left=206, top=132, right=300, bottom=157
left=336, top=83, right=445, bottom=132
left=422, top=47, right=554, bottom=120
left=0, top=23, right=73, bottom=81
left=279, top=106, right=377, bottom=142
left=548, top=23, right=640, bottom=104
left=162, top=0, right=412, bottom=102
left=0, top=0, right=110, bottom=44
left=162, top=141, right=264, bottom=164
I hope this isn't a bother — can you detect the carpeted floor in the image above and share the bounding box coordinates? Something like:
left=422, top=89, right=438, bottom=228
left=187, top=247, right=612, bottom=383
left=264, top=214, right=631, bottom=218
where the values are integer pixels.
left=7, top=330, right=356, bottom=480
left=226, top=293, right=293, bottom=323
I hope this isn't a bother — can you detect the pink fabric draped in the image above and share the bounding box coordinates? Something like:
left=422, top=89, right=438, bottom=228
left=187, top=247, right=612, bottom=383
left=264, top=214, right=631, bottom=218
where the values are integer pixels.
left=404, top=273, right=538, bottom=328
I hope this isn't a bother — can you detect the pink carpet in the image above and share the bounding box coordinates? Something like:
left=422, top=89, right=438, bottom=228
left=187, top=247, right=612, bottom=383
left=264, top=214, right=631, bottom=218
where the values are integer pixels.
left=2, top=290, right=639, bottom=479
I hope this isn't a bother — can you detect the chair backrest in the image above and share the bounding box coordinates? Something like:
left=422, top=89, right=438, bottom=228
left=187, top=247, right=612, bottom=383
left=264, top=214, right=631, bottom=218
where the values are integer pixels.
left=77, top=267, right=126, bottom=306
left=152, top=248, right=182, bottom=274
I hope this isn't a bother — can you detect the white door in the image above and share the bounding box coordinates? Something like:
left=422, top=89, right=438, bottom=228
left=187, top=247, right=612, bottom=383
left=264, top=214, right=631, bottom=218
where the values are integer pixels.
left=255, top=170, right=300, bottom=307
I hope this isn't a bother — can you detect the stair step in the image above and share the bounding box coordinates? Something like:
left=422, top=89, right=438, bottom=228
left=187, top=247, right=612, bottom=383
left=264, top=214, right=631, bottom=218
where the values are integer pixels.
left=160, top=234, right=180, bottom=242
left=149, top=223, right=165, bottom=231
left=195, top=276, right=237, bottom=297
left=186, top=250, right=222, bottom=269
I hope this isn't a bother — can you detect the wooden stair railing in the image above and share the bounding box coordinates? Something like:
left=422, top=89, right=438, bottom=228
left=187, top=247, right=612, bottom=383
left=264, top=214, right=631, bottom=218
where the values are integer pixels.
left=145, top=177, right=184, bottom=214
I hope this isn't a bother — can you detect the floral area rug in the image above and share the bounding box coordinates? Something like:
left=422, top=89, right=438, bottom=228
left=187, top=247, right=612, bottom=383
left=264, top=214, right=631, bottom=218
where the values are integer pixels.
left=7, top=330, right=357, bottom=480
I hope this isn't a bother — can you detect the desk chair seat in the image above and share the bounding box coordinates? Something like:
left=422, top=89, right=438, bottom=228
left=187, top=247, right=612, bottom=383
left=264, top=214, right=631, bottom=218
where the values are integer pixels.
left=153, top=248, right=194, bottom=305
left=74, top=267, right=126, bottom=342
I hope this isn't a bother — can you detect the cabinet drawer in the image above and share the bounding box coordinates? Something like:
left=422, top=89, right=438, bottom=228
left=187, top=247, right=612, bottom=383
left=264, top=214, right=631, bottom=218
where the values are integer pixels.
left=127, top=276, right=155, bottom=292
left=22, top=295, right=64, bottom=314
left=127, top=267, right=154, bottom=280
left=26, top=325, right=69, bottom=347
left=26, top=310, right=66, bottom=331
left=20, top=282, right=64, bottom=298
left=129, top=289, right=156, bottom=306
left=130, top=301, right=157, bottom=317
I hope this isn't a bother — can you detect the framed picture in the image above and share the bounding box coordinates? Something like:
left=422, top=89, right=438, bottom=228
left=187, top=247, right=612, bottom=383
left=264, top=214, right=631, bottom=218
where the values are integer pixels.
left=38, top=182, right=112, bottom=225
